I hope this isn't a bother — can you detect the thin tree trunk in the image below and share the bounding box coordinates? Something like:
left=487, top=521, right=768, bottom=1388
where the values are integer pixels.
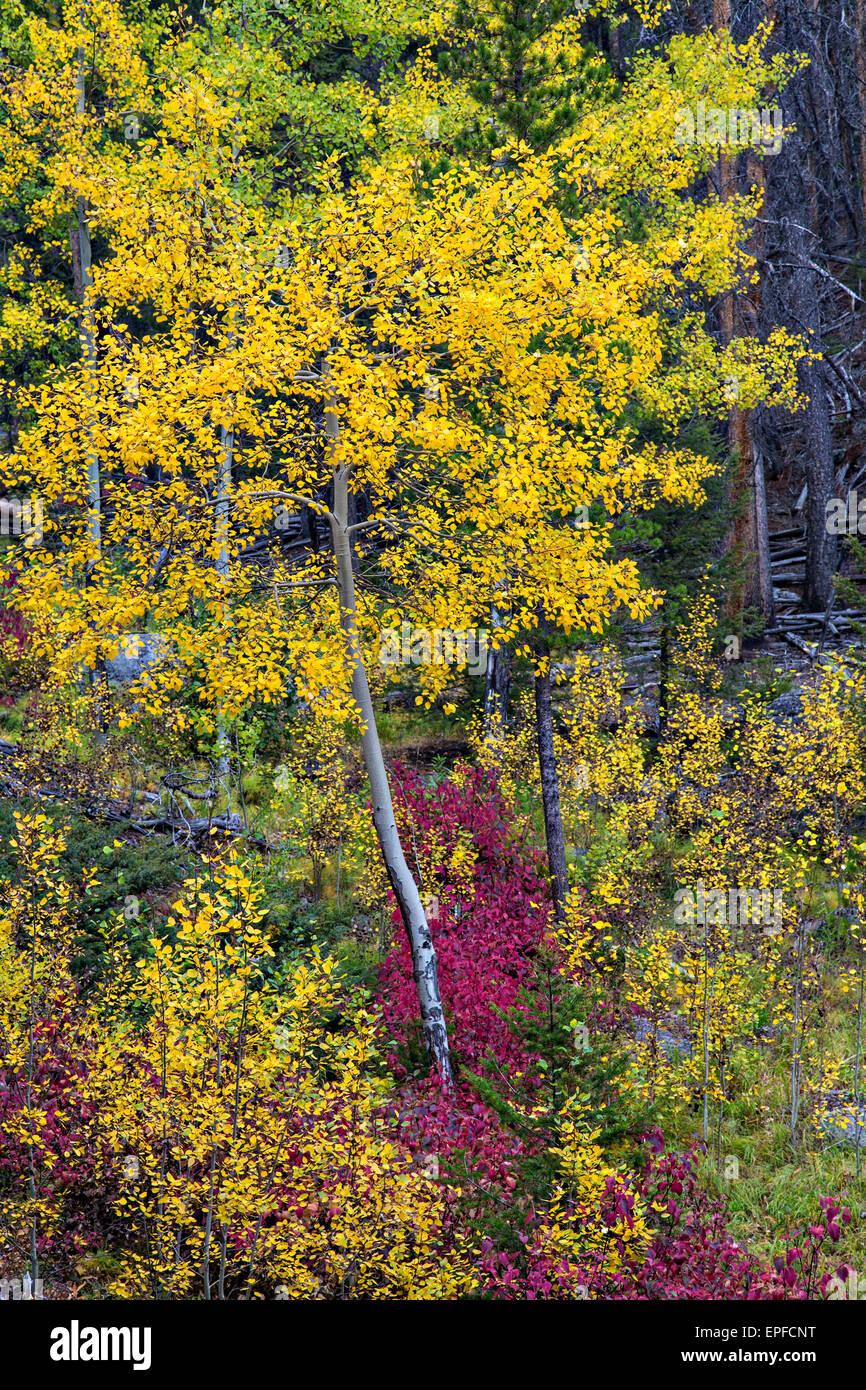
left=851, top=0, right=866, bottom=237
left=802, top=347, right=836, bottom=610
left=702, top=923, right=712, bottom=1146
left=73, top=37, right=100, bottom=560
left=534, top=662, right=568, bottom=921
left=483, top=621, right=510, bottom=741
left=201, top=974, right=220, bottom=1300
left=753, top=447, right=775, bottom=626
left=26, top=914, right=39, bottom=1286
left=215, top=414, right=233, bottom=779
left=854, top=943, right=864, bottom=1180
left=791, top=915, right=805, bottom=1148
left=72, top=29, right=106, bottom=732
left=723, top=406, right=760, bottom=631
left=214, top=120, right=241, bottom=781
left=714, top=0, right=754, bottom=631
left=326, top=387, right=452, bottom=1083
left=711, top=0, right=775, bottom=630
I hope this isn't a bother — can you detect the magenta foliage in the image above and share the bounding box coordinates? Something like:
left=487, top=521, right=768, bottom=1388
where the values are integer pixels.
left=377, top=763, right=555, bottom=1199
left=0, top=568, right=30, bottom=656
left=632, top=1141, right=847, bottom=1301
left=373, top=765, right=851, bottom=1300
left=379, top=762, right=552, bottom=1080
left=0, top=1012, right=117, bottom=1258
left=476, top=1131, right=851, bottom=1301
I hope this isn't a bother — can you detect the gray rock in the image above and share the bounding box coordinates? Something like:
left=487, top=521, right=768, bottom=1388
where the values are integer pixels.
left=383, top=690, right=410, bottom=710
left=767, top=691, right=804, bottom=724
left=819, top=1104, right=866, bottom=1150
left=635, top=1016, right=692, bottom=1059
left=104, top=634, right=169, bottom=685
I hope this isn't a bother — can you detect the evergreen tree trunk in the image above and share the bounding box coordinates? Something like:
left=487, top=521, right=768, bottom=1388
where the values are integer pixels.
left=785, top=221, right=836, bottom=611
left=802, top=348, right=836, bottom=611
left=753, top=445, right=775, bottom=625
left=857, top=0, right=866, bottom=236
left=714, top=0, right=759, bottom=631
left=658, top=609, right=670, bottom=734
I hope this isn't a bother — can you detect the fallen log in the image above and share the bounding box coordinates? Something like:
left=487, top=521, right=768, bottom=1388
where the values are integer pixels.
left=781, top=631, right=817, bottom=659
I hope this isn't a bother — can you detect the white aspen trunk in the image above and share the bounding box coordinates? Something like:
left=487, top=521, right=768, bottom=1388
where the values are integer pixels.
left=854, top=947, right=864, bottom=1180
left=213, top=116, right=241, bottom=782
left=216, top=430, right=232, bottom=582
left=215, top=416, right=232, bottom=780
left=324, top=385, right=452, bottom=1083
left=212, top=105, right=244, bottom=783
left=74, top=36, right=100, bottom=559
left=790, top=917, right=805, bottom=1147
left=73, top=26, right=106, bottom=734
